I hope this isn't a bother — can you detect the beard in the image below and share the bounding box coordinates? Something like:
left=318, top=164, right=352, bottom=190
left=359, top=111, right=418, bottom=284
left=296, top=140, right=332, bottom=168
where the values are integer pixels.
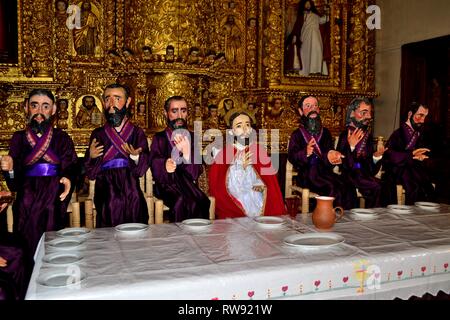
left=232, top=129, right=256, bottom=147
left=28, top=113, right=52, bottom=134
left=168, top=117, right=187, bottom=130
left=351, top=117, right=372, bottom=131
left=301, top=111, right=322, bottom=135
left=409, top=115, right=423, bottom=132
left=234, top=136, right=250, bottom=147
left=105, top=106, right=128, bottom=127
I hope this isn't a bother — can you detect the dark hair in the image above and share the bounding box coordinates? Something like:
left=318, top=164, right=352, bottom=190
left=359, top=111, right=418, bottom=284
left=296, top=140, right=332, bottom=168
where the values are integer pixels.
left=409, top=101, right=428, bottom=115
left=55, top=0, right=68, bottom=10
left=82, top=95, right=96, bottom=105
left=57, top=99, right=68, bottom=108
left=297, top=94, right=317, bottom=110
left=28, top=89, right=55, bottom=103
left=208, top=104, right=218, bottom=110
left=228, top=111, right=253, bottom=128
left=189, top=47, right=200, bottom=55
left=142, top=46, right=152, bottom=53
left=103, top=83, right=130, bottom=100
left=298, top=0, right=319, bottom=15
left=346, top=97, right=372, bottom=125
left=164, top=95, right=186, bottom=112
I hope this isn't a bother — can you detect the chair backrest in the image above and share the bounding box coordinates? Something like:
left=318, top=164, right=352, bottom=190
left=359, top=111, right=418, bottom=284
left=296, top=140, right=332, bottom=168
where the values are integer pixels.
left=285, top=159, right=297, bottom=198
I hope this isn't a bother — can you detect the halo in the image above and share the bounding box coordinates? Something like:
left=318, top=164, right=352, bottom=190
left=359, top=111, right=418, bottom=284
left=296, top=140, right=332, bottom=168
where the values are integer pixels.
left=225, top=107, right=256, bottom=127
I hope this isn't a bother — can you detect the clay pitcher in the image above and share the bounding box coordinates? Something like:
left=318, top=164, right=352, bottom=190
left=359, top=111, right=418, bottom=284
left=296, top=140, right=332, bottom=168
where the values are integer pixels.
left=312, top=196, right=344, bottom=230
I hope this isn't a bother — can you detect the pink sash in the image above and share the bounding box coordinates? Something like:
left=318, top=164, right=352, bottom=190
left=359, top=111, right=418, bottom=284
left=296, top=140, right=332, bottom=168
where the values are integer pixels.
left=103, top=120, right=134, bottom=162
left=403, top=123, right=419, bottom=151
left=24, top=127, right=60, bottom=165
left=299, top=127, right=323, bottom=157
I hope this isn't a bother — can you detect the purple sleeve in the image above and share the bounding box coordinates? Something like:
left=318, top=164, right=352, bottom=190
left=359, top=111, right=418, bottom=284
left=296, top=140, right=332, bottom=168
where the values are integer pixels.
left=384, top=130, right=413, bottom=167
left=177, top=132, right=203, bottom=181
left=128, top=127, right=150, bottom=177
left=58, top=131, right=78, bottom=183
left=336, top=129, right=355, bottom=170
left=149, top=135, right=173, bottom=185
left=320, top=129, right=335, bottom=167
left=287, top=130, right=308, bottom=166
left=84, top=130, right=103, bottom=180
left=4, top=132, right=25, bottom=191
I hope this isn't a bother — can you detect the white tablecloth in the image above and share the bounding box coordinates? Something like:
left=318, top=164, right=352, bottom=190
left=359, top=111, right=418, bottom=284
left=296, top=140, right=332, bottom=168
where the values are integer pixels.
left=25, top=204, right=450, bottom=300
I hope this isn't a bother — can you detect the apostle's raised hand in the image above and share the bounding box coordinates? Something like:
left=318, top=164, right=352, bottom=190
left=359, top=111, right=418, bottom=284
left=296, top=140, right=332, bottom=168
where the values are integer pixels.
left=327, top=150, right=344, bottom=165
left=0, top=190, right=12, bottom=212
left=89, top=138, right=104, bottom=159
left=165, top=158, right=177, bottom=173
left=122, top=143, right=142, bottom=156
left=412, top=148, right=430, bottom=161
left=173, top=134, right=191, bottom=160
left=0, top=256, right=7, bottom=267
left=347, top=128, right=365, bottom=149
left=59, top=177, right=71, bottom=201
left=0, top=155, right=13, bottom=171
left=306, top=138, right=316, bottom=157
left=373, top=144, right=388, bottom=158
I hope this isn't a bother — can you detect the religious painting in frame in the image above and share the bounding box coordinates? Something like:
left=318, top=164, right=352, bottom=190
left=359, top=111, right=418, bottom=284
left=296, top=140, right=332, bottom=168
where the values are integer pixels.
left=280, top=0, right=348, bottom=87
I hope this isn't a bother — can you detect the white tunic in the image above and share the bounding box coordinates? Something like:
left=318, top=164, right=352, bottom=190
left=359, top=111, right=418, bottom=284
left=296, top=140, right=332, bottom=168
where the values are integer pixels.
left=226, top=145, right=264, bottom=217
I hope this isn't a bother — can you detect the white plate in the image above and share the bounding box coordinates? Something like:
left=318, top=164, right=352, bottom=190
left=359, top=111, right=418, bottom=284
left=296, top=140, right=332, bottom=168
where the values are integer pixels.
left=56, top=227, right=91, bottom=238
left=47, top=238, right=84, bottom=250
left=414, top=202, right=440, bottom=211
left=350, top=208, right=378, bottom=219
left=37, top=270, right=87, bottom=288
left=43, top=252, right=84, bottom=266
left=254, top=216, right=285, bottom=227
left=283, top=233, right=344, bottom=248
left=181, top=218, right=212, bottom=229
left=387, top=205, right=414, bottom=214
left=115, top=223, right=149, bottom=233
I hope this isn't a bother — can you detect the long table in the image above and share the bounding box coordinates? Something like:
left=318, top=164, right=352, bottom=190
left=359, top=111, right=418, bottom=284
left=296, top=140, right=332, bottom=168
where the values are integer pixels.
left=26, top=204, right=450, bottom=300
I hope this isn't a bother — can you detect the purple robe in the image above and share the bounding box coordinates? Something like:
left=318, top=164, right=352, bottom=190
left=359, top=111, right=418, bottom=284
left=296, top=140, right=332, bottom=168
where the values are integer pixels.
left=0, top=232, right=30, bottom=300
left=337, top=128, right=382, bottom=208
left=84, top=122, right=150, bottom=227
left=288, top=127, right=355, bottom=209
left=383, top=123, right=435, bottom=205
left=4, top=128, right=77, bottom=257
left=149, top=129, right=210, bottom=222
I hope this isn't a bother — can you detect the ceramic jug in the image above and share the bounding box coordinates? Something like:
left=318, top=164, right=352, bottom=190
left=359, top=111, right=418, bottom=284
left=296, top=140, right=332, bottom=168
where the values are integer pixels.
left=312, top=196, right=344, bottom=230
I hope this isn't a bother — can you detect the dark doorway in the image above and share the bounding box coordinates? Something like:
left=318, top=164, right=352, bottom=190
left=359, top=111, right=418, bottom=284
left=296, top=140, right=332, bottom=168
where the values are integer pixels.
left=0, top=0, right=18, bottom=63
left=400, top=35, right=450, bottom=203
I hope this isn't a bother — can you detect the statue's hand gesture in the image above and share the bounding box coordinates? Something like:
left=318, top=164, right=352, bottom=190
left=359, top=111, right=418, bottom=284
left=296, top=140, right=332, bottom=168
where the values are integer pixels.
left=89, top=138, right=104, bottom=159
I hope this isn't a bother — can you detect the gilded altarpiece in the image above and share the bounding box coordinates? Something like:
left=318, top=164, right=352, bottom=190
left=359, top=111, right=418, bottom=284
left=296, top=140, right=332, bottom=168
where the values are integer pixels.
left=1, top=0, right=377, bottom=160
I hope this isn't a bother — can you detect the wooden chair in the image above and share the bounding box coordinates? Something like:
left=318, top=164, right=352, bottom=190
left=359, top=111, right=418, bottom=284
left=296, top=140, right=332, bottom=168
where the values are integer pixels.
left=285, top=159, right=318, bottom=214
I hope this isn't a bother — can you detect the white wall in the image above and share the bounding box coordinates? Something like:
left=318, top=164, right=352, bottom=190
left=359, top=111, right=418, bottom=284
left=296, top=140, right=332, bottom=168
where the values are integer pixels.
left=374, top=0, right=450, bottom=137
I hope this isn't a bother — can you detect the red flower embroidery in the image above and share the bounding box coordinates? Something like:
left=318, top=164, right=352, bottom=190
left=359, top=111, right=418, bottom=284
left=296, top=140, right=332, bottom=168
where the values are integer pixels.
left=421, top=266, right=426, bottom=273
left=314, top=280, right=321, bottom=287
left=248, top=291, right=254, bottom=298
left=211, top=297, right=219, bottom=300
left=397, top=271, right=403, bottom=277
left=342, top=276, right=349, bottom=283
left=282, top=286, right=288, bottom=292
left=444, top=263, right=449, bottom=269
